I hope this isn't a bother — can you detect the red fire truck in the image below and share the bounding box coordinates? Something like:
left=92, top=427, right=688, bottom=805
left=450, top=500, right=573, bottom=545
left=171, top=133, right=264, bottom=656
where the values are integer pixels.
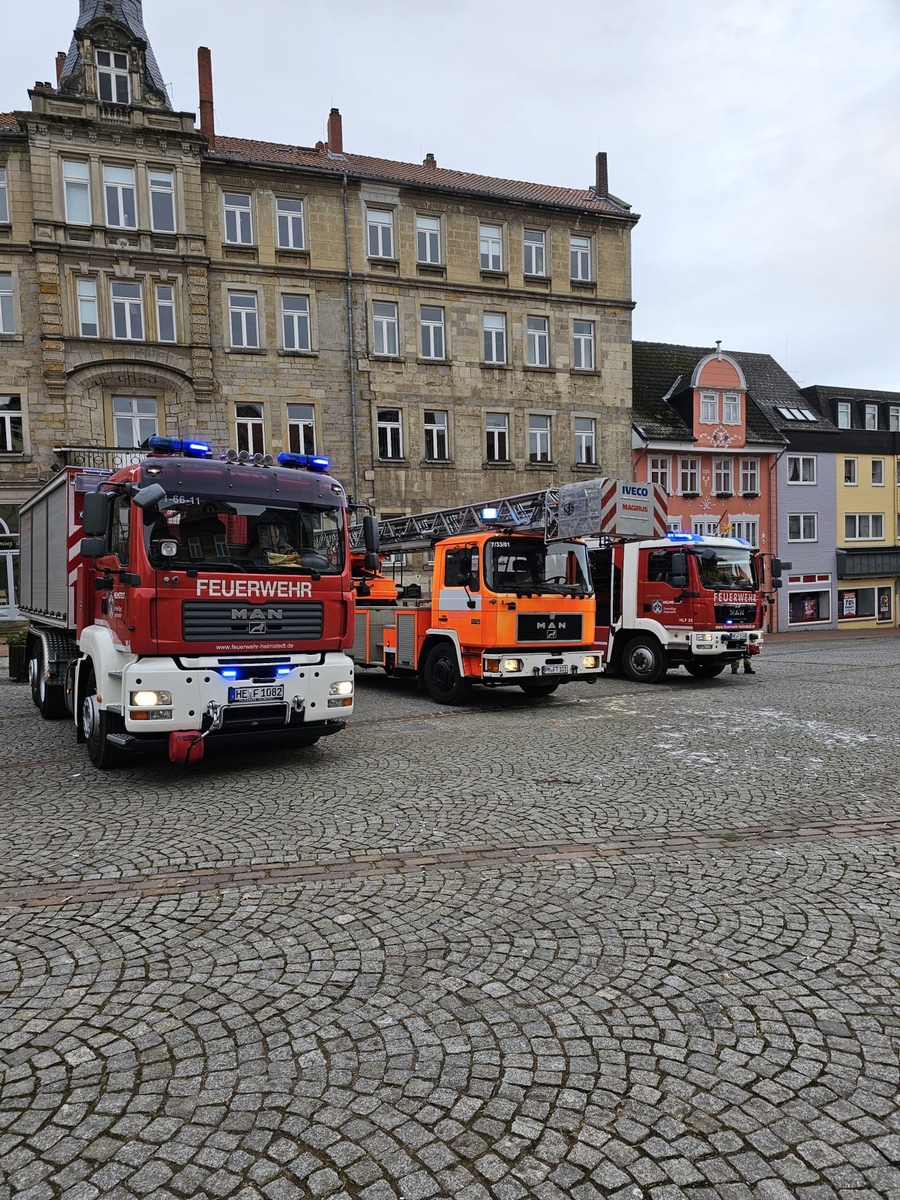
left=17, top=438, right=359, bottom=767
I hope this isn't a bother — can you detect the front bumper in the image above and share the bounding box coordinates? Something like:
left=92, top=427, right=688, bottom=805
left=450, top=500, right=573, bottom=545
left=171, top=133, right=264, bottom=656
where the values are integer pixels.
left=690, top=631, right=763, bottom=656
left=481, top=648, right=604, bottom=684
left=116, top=652, right=354, bottom=734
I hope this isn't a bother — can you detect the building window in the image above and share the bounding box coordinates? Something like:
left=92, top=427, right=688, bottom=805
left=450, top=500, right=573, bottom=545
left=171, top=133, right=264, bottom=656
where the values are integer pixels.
left=110, top=281, right=144, bottom=340
left=155, top=284, right=176, bottom=343
left=713, top=458, right=733, bottom=493
left=692, top=519, right=720, bottom=536
left=723, top=393, right=740, bottom=424
left=103, top=165, right=137, bottom=229
left=148, top=169, right=175, bottom=232
left=63, top=160, right=91, bottom=225
left=96, top=49, right=130, bottom=104
left=0, top=167, right=8, bottom=224
left=0, top=273, right=14, bottom=334
left=236, top=403, right=265, bottom=454
left=377, top=408, right=403, bottom=459
left=113, top=396, right=157, bottom=446
left=287, top=403, right=315, bottom=454
left=526, top=316, right=549, bottom=367
left=787, top=454, right=816, bottom=484
left=416, top=214, right=441, bottom=264
left=788, top=514, right=817, bottom=541
left=276, top=197, right=305, bottom=249
left=0, top=395, right=23, bottom=453
left=679, top=456, right=699, bottom=494
left=485, top=412, right=509, bottom=462
left=574, top=417, right=595, bottom=465
left=890, top=406, right=900, bottom=432
left=228, top=291, right=259, bottom=349
left=843, top=458, right=857, bottom=485
left=281, top=294, right=311, bottom=351
left=837, top=401, right=851, bottom=428
left=529, top=414, right=551, bottom=463
left=789, top=588, right=831, bottom=625
left=483, top=312, right=506, bottom=364
left=372, top=301, right=399, bottom=356
left=367, top=208, right=394, bottom=258
left=424, top=409, right=449, bottom=460
left=649, top=456, right=670, bottom=491
left=839, top=585, right=891, bottom=620
left=865, top=404, right=878, bottom=430
left=419, top=306, right=445, bottom=360
left=572, top=319, right=595, bottom=370
left=223, top=193, right=253, bottom=244
left=524, top=228, right=546, bottom=276
left=76, top=278, right=98, bottom=338
left=872, top=459, right=885, bottom=486
left=570, top=234, right=590, bottom=280
left=740, top=458, right=759, bottom=493
left=480, top=223, right=503, bottom=271
left=730, top=518, right=759, bottom=546
left=700, top=393, right=717, bottom=424
left=845, top=513, right=884, bottom=540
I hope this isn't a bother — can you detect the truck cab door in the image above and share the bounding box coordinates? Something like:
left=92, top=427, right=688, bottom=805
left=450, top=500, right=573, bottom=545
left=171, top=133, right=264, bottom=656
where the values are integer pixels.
left=436, top=544, right=483, bottom=648
left=96, top=494, right=140, bottom=650
left=641, top=548, right=693, bottom=628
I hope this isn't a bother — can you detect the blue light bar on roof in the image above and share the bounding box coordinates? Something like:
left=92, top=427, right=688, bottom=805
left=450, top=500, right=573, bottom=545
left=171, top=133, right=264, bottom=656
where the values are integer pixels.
left=146, top=436, right=212, bottom=458
left=276, top=452, right=331, bottom=474
left=666, top=531, right=703, bottom=542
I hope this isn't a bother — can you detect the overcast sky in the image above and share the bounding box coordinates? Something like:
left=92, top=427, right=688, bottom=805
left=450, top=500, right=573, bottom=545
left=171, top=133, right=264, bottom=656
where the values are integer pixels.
left=4, top=0, right=900, bottom=391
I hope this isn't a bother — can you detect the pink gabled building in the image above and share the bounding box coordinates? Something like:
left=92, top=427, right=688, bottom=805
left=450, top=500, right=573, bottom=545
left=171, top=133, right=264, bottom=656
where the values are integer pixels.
left=631, top=342, right=789, bottom=555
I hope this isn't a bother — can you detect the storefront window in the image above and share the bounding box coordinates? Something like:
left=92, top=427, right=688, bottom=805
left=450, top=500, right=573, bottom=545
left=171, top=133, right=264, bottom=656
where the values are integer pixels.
left=789, top=590, right=830, bottom=625
left=838, top=586, right=892, bottom=621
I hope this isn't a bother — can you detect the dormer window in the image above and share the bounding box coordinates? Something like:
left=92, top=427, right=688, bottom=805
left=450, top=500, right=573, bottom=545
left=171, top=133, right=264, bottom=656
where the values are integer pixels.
left=96, top=49, right=130, bottom=104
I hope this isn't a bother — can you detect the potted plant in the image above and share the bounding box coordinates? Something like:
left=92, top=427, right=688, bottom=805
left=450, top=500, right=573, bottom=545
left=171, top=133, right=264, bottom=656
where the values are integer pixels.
left=5, top=628, right=28, bottom=682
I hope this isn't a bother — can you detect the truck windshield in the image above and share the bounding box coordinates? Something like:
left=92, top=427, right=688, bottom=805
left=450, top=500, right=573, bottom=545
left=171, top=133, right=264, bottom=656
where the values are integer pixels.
left=485, top=537, right=592, bottom=596
left=145, top=497, right=345, bottom=574
left=697, top=548, right=757, bottom=591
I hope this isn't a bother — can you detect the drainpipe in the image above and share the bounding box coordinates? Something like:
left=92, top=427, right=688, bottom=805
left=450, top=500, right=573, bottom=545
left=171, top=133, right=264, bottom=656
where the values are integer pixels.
left=342, top=173, right=360, bottom=506
left=768, top=446, right=787, bottom=632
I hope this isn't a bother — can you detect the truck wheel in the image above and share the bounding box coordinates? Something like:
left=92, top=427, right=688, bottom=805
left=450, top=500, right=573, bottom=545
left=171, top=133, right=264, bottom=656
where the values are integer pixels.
left=82, top=668, right=127, bottom=770
left=685, top=662, right=726, bottom=679
left=519, top=680, right=560, bottom=697
left=622, top=636, right=668, bottom=684
left=29, top=643, right=68, bottom=720
left=423, top=643, right=472, bottom=705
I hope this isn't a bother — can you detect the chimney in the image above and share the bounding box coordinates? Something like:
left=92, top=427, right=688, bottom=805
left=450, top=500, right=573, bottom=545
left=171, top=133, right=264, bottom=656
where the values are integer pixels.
left=327, top=107, right=343, bottom=155
left=56, top=52, right=66, bottom=85
left=595, top=152, right=608, bottom=198
left=423, top=152, right=437, bottom=169
left=197, top=46, right=215, bottom=147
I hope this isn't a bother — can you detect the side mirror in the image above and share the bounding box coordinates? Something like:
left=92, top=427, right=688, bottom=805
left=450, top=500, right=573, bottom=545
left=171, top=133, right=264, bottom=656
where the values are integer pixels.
left=363, top=514, right=380, bottom=554
left=772, top=579, right=783, bottom=589
left=132, top=482, right=167, bottom=512
left=80, top=491, right=111, bottom=536
left=670, top=551, right=688, bottom=589
left=80, top=536, right=107, bottom=558
left=364, top=551, right=380, bottom=572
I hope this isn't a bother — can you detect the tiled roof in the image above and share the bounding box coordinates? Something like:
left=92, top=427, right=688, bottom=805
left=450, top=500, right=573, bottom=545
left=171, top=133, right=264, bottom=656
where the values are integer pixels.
left=210, top=138, right=635, bottom=216
left=0, top=113, right=23, bottom=132
left=631, top=341, right=834, bottom=446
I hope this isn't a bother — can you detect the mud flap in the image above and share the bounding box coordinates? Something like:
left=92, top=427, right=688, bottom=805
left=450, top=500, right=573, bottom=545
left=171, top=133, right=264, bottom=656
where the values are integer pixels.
left=168, top=731, right=205, bottom=764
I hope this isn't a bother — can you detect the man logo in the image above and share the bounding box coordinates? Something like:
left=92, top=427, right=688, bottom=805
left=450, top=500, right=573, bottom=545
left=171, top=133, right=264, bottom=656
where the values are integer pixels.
left=231, top=608, right=284, bottom=621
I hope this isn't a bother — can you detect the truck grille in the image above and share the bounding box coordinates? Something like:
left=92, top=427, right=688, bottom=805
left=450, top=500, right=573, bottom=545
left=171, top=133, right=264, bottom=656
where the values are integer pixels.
left=714, top=603, right=757, bottom=625
left=182, top=601, right=324, bottom=641
left=516, top=613, right=583, bottom=643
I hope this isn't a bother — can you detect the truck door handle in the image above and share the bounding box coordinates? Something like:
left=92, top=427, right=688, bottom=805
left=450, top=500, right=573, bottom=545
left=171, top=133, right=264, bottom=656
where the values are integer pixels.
left=438, top=615, right=448, bottom=622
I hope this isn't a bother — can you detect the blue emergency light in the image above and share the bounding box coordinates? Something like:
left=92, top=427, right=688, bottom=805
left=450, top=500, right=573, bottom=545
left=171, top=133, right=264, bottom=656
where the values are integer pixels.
left=666, top=532, right=704, bottom=542
left=276, top=452, right=331, bottom=474
left=146, top=435, right=212, bottom=458
left=480, top=506, right=500, bottom=522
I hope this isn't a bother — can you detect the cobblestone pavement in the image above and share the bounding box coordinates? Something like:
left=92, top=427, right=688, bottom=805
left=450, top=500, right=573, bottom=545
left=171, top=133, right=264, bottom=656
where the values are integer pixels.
left=2, top=637, right=900, bottom=1200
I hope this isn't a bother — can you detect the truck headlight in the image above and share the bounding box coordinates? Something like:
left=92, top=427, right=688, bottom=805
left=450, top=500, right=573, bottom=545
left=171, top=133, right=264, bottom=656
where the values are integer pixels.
left=502, top=658, right=523, bottom=673
left=696, top=633, right=715, bottom=644
left=582, top=655, right=600, bottom=670
left=329, top=681, right=353, bottom=697
left=131, top=690, right=173, bottom=706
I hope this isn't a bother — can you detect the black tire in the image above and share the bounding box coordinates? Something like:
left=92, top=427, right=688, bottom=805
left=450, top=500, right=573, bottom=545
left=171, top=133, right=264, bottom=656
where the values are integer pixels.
left=29, top=642, right=68, bottom=720
left=519, top=679, right=561, bottom=697
left=81, top=667, right=128, bottom=770
left=423, top=643, right=472, bottom=705
left=685, top=661, right=727, bottom=679
left=622, top=636, right=668, bottom=684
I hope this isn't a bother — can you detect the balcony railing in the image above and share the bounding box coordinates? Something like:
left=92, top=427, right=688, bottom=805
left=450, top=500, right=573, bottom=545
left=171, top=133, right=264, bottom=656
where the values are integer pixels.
left=53, top=446, right=147, bottom=471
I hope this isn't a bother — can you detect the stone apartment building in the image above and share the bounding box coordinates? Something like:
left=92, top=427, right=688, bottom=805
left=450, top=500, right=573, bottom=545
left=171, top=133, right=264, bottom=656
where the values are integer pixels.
left=0, top=0, right=639, bottom=616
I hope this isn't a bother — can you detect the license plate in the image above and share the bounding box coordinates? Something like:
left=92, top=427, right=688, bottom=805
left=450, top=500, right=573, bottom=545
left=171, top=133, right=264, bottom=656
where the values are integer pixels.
left=228, top=684, right=285, bottom=703
left=542, top=663, right=568, bottom=675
